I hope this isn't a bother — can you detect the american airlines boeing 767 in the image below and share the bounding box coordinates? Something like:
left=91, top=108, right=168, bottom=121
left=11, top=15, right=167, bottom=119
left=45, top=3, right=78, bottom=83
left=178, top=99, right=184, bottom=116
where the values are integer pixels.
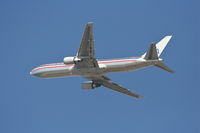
left=30, top=22, right=173, bottom=98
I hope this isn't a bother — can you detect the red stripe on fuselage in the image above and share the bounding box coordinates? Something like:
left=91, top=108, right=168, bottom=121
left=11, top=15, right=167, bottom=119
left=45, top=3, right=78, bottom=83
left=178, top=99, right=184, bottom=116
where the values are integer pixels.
left=99, top=59, right=137, bottom=64
left=32, top=59, right=137, bottom=71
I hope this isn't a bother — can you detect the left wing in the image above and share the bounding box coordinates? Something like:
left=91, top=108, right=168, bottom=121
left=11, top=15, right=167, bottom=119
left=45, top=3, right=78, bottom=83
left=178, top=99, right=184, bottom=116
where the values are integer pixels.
left=76, top=22, right=99, bottom=68
left=88, top=76, right=143, bottom=98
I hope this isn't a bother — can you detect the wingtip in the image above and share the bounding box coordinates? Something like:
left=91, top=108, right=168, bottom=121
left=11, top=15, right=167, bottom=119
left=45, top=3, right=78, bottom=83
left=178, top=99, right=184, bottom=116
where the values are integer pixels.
left=135, top=95, right=144, bottom=98
left=87, top=22, right=94, bottom=25
left=138, top=96, right=144, bottom=98
left=166, top=35, right=172, bottom=38
left=170, top=70, right=175, bottom=73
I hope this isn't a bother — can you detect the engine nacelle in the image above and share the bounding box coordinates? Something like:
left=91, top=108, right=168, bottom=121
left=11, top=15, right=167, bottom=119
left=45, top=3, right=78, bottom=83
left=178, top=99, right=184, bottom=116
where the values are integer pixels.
left=81, top=81, right=101, bottom=90
left=63, top=56, right=82, bottom=64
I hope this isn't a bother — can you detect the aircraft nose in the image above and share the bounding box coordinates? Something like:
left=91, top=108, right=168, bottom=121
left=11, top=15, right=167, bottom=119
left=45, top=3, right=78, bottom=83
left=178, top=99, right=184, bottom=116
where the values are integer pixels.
left=30, top=68, right=39, bottom=77
left=30, top=70, right=36, bottom=76
left=30, top=67, right=45, bottom=77
left=30, top=71, right=33, bottom=75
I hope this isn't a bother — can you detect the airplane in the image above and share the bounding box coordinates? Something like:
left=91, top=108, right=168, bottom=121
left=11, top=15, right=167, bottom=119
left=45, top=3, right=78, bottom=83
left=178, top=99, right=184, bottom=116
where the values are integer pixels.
left=30, top=22, right=173, bottom=98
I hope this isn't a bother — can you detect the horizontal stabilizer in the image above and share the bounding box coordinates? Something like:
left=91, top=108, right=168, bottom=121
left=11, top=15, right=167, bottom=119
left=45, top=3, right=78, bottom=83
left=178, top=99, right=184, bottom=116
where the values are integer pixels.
left=144, top=43, right=158, bottom=60
left=155, top=63, right=174, bottom=73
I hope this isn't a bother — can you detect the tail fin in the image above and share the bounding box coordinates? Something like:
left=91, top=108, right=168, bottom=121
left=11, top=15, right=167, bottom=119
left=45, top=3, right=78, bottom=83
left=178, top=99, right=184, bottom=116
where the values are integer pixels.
left=155, top=36, right=172, bottom=57
left=142, top=36, right=172, bottom=58
left=141, top=36, right=174, bottom=73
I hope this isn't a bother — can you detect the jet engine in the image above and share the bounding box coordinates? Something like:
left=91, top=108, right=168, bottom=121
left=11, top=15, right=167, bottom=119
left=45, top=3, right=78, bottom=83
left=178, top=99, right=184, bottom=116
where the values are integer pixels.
left=81, top=81, right=101, bottom=90
left=63, top=56, right=82, bottom=64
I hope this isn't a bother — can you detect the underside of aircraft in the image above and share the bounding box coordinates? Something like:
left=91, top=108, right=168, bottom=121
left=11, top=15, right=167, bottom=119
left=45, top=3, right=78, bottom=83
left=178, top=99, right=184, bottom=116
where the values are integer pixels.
left=31, top=22, right=173, bottom=98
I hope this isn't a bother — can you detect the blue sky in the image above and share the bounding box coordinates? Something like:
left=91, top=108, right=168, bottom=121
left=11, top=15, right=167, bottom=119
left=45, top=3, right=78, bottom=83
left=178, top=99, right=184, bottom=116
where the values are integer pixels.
left=0, top=0, right=199, bottom=133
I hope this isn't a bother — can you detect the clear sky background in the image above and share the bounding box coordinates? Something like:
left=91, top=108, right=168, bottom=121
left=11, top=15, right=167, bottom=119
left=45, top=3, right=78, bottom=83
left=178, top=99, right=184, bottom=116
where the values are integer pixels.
left=0, top=0, right=199, bottom=133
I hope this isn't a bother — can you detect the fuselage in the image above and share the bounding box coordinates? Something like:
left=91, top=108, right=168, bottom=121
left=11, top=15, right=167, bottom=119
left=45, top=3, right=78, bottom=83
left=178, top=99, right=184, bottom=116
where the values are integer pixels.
left=30, top=57, right=160, bottom=78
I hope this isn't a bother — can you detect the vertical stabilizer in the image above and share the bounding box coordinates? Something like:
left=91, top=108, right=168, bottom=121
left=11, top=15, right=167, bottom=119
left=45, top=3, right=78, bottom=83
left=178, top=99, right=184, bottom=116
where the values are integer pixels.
left=155, top=36, right=172, bottom=57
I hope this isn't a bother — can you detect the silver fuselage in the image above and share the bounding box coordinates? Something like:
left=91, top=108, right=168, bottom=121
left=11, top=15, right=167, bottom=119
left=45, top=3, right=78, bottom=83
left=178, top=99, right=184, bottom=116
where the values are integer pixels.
left=30, top=57, right=161, bottom=78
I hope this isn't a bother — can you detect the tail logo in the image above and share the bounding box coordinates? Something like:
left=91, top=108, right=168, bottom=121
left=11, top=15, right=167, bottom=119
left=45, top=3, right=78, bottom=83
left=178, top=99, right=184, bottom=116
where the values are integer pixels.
left=156, top=48, right=160, bottom=55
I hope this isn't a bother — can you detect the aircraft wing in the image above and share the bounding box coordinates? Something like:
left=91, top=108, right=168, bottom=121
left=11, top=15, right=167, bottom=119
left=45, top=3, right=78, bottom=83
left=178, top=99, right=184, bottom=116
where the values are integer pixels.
left=76, top=22, right=99, bottom=68
left=88, top=76, right=143, bottom=98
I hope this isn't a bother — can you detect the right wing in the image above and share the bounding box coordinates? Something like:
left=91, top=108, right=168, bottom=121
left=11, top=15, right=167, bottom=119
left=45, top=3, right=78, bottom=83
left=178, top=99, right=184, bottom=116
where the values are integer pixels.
left=75, top=22, right=99, bottom=68
left=88, top=76, right=143, bottom=98
left=77, top=22, right=95, bottom=58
